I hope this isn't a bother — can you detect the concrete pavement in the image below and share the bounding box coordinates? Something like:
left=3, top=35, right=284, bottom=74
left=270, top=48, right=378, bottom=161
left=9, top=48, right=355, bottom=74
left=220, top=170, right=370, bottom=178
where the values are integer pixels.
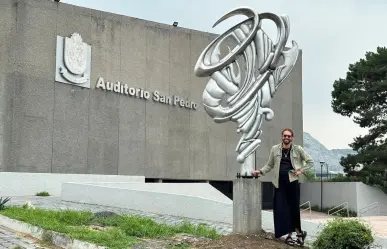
left=0, top=225, right=51, bottom=249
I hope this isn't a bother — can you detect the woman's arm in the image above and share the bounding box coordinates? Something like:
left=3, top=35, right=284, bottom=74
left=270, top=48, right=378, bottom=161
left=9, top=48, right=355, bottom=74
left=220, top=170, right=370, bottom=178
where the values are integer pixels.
left=259, top=147, right=275, bottom=175
left=298, top=146, right=313, bottom=172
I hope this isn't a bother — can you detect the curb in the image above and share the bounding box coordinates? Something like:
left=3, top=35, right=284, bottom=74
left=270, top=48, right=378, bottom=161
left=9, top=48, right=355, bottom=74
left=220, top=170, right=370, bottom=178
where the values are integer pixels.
left=0, top=214, right=107, bottom=249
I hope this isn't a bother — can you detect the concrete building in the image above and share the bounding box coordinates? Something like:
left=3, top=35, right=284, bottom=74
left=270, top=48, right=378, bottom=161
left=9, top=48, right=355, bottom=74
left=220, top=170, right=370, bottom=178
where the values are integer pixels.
left=0, top=0, right=303, bottom=204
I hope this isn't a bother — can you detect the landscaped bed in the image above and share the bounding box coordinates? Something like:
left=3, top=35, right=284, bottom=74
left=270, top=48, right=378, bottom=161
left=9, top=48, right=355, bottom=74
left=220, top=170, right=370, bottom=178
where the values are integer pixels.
left=0, top=206, right=308, bottom=249
left=0, top=206, right=219, bottom=248
left=190, top=233, right=310, bottom=249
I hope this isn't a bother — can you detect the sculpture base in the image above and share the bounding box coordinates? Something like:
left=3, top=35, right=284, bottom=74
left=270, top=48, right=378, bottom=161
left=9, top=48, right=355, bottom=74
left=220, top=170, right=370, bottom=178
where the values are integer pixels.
left=236, top=172, right=260, bottom=178
left=233, top=178, right=262, bottom=235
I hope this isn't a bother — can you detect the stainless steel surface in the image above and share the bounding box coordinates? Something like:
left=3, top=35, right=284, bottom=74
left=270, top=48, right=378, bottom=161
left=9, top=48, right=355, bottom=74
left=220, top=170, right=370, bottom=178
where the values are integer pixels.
left=194, top=7, right=299, bottom=175
left=300, top=201, right=312, bottom=220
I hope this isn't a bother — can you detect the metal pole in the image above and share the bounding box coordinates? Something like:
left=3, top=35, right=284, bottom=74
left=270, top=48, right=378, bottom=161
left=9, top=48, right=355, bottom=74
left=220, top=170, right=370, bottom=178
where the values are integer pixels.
left=321, top=164, right=323, bottom=211
left=320, top=161, right=324, bottom=212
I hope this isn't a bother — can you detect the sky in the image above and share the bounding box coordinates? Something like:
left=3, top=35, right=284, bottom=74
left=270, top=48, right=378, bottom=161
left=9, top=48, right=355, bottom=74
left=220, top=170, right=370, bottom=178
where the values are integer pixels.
left=62, top=0, right=387, bottom=149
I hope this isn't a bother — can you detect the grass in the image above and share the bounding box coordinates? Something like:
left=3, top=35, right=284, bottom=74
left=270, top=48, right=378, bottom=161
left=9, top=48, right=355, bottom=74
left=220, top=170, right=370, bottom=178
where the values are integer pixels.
left=36, top=191, right=50, bottom=196
left=0, top=206, right=219, bottom=249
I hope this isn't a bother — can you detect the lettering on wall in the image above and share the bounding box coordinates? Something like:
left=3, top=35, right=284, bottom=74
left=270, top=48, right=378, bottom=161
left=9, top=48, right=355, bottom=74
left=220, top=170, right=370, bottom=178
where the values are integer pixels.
left=96, top=77, right=198, bottom=110
left=53, top=32, right=198, bottom=111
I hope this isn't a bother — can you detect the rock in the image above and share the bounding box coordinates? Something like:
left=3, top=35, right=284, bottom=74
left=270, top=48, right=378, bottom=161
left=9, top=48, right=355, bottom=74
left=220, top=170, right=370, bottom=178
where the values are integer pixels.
left=88, top=225, right=111, bottom=231
left=91, top=211, right=119, bottom=219
left=22, top=201, right=35, bottom=210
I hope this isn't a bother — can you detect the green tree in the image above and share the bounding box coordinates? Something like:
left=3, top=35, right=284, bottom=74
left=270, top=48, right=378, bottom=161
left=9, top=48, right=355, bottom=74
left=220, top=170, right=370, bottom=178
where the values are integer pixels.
left=304, top=169, right=317, bottom=181
left=331, top=46, right=387, bottom=193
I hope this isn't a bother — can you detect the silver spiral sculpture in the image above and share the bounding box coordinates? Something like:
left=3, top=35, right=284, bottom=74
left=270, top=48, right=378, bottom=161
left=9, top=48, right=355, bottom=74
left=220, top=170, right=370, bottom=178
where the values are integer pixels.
left=194, top=7, right=299, bottom=176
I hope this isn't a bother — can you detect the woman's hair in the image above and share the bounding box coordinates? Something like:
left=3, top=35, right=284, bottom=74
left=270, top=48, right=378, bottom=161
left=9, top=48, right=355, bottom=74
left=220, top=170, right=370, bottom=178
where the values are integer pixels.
left=281, top=128, right=294, bottom=136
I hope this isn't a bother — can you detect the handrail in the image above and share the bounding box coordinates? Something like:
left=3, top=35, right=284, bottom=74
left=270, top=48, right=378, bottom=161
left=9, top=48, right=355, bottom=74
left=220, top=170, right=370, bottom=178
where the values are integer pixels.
left=358, top=202, right=380, bottom=217
left=300, top=201, right=312, bottom=220
left=328, top=202, right=349, bottom=217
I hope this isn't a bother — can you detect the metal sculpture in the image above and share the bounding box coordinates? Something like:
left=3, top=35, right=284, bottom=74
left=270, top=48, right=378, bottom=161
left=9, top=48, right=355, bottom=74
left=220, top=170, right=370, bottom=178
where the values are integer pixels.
left=194, top=7, right=299, bottom=176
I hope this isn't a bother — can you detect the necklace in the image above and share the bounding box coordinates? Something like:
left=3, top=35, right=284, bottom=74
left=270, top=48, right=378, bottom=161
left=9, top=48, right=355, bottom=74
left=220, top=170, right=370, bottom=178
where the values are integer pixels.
left=282, top=149, right=290, bottom=158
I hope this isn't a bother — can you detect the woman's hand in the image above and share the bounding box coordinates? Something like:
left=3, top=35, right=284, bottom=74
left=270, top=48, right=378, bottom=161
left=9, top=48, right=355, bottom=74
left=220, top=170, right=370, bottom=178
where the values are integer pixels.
left=252, top=170, right=261, bottom=175
left=293, top=169, right=303, bottom=176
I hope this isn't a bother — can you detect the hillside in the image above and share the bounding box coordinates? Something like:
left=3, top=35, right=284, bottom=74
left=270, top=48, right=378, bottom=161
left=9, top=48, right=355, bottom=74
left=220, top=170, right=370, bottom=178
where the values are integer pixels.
left=303, top=132, right=357, bottom=173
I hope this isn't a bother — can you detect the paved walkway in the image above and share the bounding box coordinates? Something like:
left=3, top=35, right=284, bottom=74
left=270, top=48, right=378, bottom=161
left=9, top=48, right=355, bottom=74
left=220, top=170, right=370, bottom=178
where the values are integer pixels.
left=267, top=208, right=387, bottom=238
left=0, top=225, right=50, bottom=249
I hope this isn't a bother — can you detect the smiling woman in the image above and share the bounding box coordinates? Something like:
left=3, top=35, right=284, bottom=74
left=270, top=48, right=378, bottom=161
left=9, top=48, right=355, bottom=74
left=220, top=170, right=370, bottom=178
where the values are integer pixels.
left=254, top=128, right=313, bottom=246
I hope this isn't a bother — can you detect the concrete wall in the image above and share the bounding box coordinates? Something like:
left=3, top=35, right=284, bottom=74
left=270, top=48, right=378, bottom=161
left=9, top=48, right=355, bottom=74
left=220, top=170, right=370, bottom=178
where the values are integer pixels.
left=0, top=0, right=303, bottom=181
left=300, top=182, right=387, bottom=216
left=357, top=182, right=387, bottom=216
left=75, top=182, right=231, bottom=202
left=0, top=0, right=16, bottom=173
left=0, top=172, right=144, bottom=196
left=61, top=182, right=232, bottom=223
left=300, top=182, right=358, bottom=211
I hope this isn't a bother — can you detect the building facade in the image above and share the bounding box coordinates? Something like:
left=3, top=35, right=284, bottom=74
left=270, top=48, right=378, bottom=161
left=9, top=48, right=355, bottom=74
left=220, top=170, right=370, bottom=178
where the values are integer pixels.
left=0, top=0, right=303, bottom=196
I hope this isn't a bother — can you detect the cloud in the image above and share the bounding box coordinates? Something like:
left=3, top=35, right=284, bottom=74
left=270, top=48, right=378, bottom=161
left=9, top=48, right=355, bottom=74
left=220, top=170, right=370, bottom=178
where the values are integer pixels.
left=62, top=0, right=386, bottom=148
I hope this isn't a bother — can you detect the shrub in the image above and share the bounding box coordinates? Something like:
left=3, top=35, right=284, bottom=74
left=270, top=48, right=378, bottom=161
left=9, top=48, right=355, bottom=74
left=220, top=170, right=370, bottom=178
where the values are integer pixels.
left=312, top=218, right=374, bottom=249
left=36, top=191, right=50, bottom=196
left=326, top=175, right=360, bottom=182
left=304, top=170, right=317, bottom=181
left=0, top=197, right=11, bottom=210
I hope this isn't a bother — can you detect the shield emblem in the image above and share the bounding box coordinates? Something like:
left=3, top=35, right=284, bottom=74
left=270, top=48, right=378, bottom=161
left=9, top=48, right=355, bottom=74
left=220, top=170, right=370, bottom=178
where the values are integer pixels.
left=63, top=33, right=88, bottom=75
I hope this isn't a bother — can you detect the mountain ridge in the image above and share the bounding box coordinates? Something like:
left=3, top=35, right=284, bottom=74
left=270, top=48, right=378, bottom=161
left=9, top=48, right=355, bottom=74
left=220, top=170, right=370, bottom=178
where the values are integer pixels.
left=302, top=132, right=357, bottom=173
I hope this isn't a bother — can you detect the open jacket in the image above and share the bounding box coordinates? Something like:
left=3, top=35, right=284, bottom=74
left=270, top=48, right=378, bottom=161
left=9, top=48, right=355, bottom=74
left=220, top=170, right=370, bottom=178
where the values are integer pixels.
left=259, top=143, right=313, bottom=188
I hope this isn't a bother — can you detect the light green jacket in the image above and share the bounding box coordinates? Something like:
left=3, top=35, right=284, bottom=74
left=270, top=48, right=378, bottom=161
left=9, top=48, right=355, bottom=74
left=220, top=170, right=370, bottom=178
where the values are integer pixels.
left=259, top=143, right=313, bottom=188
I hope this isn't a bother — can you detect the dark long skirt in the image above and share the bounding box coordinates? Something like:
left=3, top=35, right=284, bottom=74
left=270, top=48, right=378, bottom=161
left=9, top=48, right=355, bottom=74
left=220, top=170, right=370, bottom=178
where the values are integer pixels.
left=273, top=175, right=302, bottom=238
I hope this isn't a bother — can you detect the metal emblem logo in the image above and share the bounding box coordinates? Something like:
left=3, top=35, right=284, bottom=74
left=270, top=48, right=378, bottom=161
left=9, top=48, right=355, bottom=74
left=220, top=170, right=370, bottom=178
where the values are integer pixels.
left=55, top=33, right=92, bottom=88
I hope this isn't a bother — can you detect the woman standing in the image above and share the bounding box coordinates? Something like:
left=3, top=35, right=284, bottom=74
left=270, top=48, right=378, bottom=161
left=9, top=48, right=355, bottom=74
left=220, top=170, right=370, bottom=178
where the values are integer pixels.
left=252, top=128, right=314, bottom=246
